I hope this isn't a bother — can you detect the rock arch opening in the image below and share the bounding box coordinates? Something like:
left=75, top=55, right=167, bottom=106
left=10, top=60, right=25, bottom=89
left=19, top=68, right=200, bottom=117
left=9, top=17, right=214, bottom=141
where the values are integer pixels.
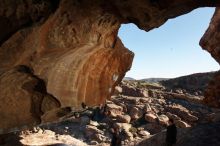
left=118, top=8, right=220, bottom=100
left=0, top=0, right=220, bottom=134
left=119, top=8, right=219, bottom=80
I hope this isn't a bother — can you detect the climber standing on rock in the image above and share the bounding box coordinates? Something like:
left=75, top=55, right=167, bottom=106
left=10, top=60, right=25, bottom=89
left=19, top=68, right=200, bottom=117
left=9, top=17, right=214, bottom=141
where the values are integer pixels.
left=166, top=118, right=177, bottom=146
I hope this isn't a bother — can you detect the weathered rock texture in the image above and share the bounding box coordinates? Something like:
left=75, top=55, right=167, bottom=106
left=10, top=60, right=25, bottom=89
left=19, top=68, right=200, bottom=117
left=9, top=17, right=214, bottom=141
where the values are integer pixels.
left=161, top=72, right=215, bottom=95
left=200, top=8, right=220, bottom=107
left=200, top=8, right=220, bottom=63
left=0, top=0, right=220, bottom=133
left=203, top=71, right=220, bottom=107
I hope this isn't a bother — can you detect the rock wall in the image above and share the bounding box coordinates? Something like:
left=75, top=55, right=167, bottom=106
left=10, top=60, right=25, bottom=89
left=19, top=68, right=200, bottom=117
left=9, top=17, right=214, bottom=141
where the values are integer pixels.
left=203, top=71, right=220, bottom=107
left=200, top=8, right=220, bottom=108
left=0, top=0, right=134, bottom=133
left=200, top=8, right=220, bottom=63
left=0, top=0, right=220, bottom=133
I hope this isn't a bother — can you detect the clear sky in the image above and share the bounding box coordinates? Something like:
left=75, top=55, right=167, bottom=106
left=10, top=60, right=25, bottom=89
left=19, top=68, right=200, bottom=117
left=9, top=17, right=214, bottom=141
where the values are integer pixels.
left=119, top=8, right=219, bottom=80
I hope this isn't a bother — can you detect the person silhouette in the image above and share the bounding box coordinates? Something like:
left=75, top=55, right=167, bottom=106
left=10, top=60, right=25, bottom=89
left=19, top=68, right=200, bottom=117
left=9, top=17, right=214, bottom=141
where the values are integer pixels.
left=166, top=118, right=177, bottom=146
left=110, top=127, right=122, bottom=146
left=81, top=102, right=88, bottom=109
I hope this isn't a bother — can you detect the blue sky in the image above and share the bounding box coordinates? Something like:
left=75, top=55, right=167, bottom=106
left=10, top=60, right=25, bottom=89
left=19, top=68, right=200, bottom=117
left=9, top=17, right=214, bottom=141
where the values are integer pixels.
left=119, top=8, right=219, bottom=80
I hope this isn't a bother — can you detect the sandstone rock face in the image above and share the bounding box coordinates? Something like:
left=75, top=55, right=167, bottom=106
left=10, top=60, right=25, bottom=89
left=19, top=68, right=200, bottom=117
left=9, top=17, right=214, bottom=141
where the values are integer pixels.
left=0, top=66, right=60, bottom=133
left=200, top=8, right=220, bottom=63
left=0, top=0, right=220, bottom=133
left=200, top=9, right=220, bottom=108
left=0, top=0, right=133, bottom=132
left=0, top=0, right=59, bottom=45
left=203, top=71, right=220, bottom=107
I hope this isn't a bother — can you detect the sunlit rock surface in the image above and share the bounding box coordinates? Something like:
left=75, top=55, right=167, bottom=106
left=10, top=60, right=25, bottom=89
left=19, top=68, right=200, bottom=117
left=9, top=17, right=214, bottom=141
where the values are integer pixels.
left=0, top=0, right=220, bottom=133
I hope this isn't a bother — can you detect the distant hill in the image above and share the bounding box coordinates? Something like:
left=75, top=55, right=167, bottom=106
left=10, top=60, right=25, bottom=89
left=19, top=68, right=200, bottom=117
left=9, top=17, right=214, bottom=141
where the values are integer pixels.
left=123, top=77, right=136, bottom=80
left=160, top=71, right=216, bottom=94
left=140, top=78, right=169, bottom=83
left=123, top=77, right=169, bottom=82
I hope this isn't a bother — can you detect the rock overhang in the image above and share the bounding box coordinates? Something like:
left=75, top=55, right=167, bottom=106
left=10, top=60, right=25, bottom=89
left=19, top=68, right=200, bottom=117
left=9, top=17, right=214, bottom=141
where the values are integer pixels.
left=0, top=0, right=220, bottom=133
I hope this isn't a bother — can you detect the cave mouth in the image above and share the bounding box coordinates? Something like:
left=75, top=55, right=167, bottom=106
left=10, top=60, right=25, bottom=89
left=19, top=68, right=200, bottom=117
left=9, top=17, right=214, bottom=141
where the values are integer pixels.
left=118, top=8, right=219, bottom=96
left=119, top=8, right=219, bottom=96
left=1, top=1, right=220, bottom=136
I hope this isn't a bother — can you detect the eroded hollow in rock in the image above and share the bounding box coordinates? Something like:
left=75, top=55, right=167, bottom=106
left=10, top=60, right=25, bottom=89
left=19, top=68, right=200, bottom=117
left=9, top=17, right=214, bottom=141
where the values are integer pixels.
left=0, top=0, right=220, bottom=134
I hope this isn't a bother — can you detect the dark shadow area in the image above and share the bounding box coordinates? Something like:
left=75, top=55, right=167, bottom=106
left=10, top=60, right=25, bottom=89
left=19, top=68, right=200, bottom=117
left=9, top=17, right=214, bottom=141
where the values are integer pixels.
left=0, top=132, right=23, bottom=146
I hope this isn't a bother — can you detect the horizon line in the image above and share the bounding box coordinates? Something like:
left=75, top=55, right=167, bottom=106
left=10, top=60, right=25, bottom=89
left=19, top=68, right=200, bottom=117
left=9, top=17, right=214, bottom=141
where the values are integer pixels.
left=125, top=69, right=219, bottom=80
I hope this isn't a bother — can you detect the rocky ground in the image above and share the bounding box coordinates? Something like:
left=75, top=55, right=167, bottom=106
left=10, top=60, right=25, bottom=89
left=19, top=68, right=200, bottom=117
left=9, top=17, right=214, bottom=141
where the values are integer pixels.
left=1, top=79, right=220, bottom=146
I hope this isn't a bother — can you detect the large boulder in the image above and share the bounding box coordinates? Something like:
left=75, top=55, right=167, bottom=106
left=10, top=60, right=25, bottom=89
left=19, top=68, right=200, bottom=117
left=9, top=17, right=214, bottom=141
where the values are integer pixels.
left=145, top=113, right=157, bottom=123
left=158, top=114, right=169, bottom=126
left=138, top=130, right=151, bottom=138
left=114, top=86, right=123, bottom=95
left=166, top=112, right=181, bottom=121
left=114, top=123, right=132, bottom=132
left=175, top=120, right=191, bottom=128
left=106, top=103, right=123, bottom=117
left=129, top=107, right=143, bottom=120
left=116, top=114, right=131, bottom=123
